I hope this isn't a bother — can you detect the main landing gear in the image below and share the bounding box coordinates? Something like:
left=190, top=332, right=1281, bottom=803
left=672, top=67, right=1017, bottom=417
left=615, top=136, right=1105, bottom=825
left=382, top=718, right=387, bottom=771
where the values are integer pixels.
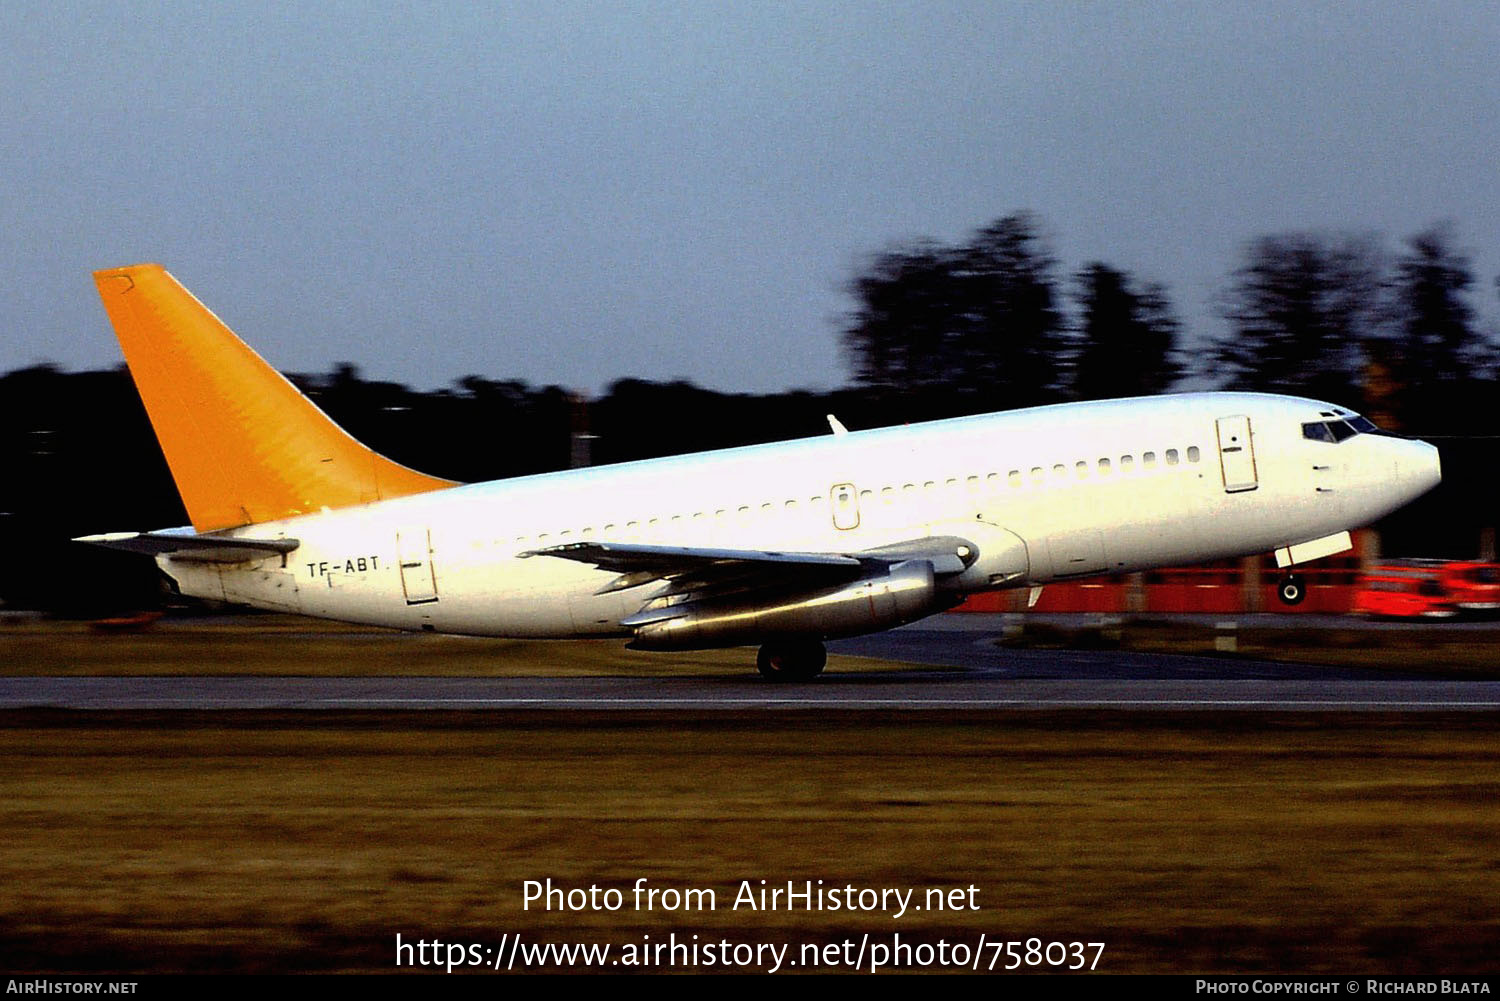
left=1276, top=573, right=1307, bottom=606
left=756, top=639, right=827, bottom=682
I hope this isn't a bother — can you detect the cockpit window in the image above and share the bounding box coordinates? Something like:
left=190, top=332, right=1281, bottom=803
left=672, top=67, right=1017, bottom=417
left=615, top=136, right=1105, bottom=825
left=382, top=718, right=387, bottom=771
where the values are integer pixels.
left=1302, top=421, right=1336, bottom=443
left=1302, top=414, right=1376, bottom=443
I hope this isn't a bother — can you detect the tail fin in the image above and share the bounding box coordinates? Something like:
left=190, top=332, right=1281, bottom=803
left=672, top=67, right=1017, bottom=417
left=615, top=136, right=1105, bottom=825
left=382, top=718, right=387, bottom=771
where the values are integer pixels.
left=93, top=264, right=457, bottom=532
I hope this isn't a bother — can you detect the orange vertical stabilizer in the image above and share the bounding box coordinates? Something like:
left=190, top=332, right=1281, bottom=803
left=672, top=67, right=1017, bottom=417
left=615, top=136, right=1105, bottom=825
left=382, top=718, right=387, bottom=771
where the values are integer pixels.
left=94, top=264, right=458, bottom=532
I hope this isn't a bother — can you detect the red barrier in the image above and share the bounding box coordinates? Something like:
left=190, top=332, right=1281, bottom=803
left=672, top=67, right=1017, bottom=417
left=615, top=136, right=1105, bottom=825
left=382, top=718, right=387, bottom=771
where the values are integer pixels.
left=953, top=555, right=1364, bottom=614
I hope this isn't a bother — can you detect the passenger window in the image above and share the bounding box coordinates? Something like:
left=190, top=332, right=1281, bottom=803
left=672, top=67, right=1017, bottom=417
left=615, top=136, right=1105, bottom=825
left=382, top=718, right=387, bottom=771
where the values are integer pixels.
left=1143, top=451, right=1156, bottom=467
left=1098, top=458, right=1111, bottom=473
left=1187, top=446, right=1200, bottom=463
left=785, top=499, right=798, bottom=509
left=1120, top=455, right=1133, bottom=469
left=1008, top=470, right=1022, bottom=487
left=1031, top=467, right=1045, bottom=484
left=966, top=475, right=980, bottom=491
left=1053, top=464, right=1066, bottom=477
left=1166, top=449, right=1179, bottom=465
left=1075, top=461, right=1088, bottom=477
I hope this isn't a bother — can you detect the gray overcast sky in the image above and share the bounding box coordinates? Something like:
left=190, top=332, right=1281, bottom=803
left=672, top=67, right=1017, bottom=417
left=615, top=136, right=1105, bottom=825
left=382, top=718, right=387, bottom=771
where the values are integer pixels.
left=3, top=2, right=1497, bottom=394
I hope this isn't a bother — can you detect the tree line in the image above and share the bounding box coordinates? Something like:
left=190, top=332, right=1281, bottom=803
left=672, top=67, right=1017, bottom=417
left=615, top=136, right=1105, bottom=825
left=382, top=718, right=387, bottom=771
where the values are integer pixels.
left=842, top=212, right=1496, bottom=434
left=2, top=211, right=1495, bottom=612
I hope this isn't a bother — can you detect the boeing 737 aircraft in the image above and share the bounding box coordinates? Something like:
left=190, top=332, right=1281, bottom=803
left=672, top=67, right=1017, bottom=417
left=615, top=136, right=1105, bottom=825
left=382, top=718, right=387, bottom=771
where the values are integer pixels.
left=80, top=264, right=1441, bottom=679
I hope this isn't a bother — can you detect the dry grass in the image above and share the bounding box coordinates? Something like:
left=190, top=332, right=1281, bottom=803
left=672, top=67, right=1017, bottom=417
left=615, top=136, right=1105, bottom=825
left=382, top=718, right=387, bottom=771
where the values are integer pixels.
left=1004, top=619, right=1500, bottom=677
left=1, top=710, right=1497, bottom=973
left=0, top=615, right=916, bottom=678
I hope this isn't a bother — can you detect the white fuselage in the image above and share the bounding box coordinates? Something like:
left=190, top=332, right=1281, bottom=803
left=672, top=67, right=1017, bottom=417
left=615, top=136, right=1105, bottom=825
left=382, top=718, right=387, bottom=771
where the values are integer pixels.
left=159, top=392, right=1441, bottom=639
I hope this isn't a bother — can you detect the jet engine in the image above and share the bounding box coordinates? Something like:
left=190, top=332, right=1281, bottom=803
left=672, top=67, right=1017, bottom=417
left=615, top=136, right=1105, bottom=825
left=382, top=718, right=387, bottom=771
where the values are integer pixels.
left=627, top=559, right=955, bottom=651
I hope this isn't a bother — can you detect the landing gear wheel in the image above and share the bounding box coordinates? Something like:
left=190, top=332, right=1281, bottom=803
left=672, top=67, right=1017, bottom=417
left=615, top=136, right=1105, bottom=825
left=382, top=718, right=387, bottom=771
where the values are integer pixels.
left=1277, top=573, right=1307, bottom=606
left=756, top=640, right=827, bottom=682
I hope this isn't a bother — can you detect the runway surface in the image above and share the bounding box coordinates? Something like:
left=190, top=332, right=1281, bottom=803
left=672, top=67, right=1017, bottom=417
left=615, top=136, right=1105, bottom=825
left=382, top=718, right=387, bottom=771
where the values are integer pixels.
left=3, top=673, right=1499, bottom=710
left=4, top=635, right=1498, bottom=710
left=5, top=616, right=1495, bottom=712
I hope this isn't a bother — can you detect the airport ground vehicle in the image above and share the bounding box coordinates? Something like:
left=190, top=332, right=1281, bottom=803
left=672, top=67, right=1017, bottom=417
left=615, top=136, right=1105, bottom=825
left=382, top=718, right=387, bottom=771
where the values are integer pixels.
left=1353, top=560, right=1500, bottom=619
left=1352, top=563, right=1458, bottom=619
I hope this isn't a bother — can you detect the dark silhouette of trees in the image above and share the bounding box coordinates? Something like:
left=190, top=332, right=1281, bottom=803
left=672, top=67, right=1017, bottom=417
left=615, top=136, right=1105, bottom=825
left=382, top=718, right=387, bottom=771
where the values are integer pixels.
left=843, top=212, right=1068, bottom=418
left=1214, top=232, right=1387, bottom=406
left=1389, top=224, right=1492, bottom=431
left=294, top=366, right=574, bottom=483
left=1070, top=263, right=1182, bottom=400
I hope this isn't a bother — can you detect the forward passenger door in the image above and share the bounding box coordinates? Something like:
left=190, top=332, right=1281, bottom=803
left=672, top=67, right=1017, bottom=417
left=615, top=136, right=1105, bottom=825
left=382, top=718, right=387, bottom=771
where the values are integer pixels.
left=1216, top=416, right=1258, bottom=493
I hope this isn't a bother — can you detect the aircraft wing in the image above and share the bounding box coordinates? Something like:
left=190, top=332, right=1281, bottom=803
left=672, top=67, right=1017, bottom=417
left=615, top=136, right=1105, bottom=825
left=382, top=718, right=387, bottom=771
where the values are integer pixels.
left=521, top=538, right=973, bottom=599
left=75, top=530, right=299, bottom=564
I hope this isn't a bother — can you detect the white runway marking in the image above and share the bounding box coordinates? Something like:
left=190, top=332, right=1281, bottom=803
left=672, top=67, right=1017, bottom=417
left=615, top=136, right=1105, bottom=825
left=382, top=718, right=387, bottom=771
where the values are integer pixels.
left=323, top=697, right=1500, bottom=708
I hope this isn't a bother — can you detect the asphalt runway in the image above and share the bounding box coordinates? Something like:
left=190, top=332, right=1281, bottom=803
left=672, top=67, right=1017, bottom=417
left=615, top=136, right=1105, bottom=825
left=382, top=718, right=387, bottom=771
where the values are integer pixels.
left=4, top=672, right=1499, bottom=710
left=3, top=622, right=1498, bottom=710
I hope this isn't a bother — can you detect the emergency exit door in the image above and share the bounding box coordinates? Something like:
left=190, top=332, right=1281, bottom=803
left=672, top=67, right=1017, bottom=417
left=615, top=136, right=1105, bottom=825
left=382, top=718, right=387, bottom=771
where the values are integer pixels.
left=396, top=528, right=439, bottom=604
left=1216, top=415, right=1258, bottom=493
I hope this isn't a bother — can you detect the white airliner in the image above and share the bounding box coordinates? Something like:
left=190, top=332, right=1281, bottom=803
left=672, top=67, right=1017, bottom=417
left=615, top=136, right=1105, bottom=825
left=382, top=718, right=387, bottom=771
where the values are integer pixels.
left=80, top=264, right=1441, bottom=679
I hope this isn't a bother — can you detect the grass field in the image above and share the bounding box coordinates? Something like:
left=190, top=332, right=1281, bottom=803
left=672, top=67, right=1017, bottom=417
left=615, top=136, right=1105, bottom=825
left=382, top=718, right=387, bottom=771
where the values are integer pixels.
left=1000, top=618, right=1500, bottom=678
left=2, top=710, right=1497, bottom=973
left=0, top=615, right=917, bottom=678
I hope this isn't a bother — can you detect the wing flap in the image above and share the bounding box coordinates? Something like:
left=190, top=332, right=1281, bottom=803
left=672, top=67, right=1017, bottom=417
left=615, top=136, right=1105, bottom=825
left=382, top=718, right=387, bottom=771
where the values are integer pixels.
left=522, top=541, right=866, bottom=599
left=522, top=537, right=977, bottom=601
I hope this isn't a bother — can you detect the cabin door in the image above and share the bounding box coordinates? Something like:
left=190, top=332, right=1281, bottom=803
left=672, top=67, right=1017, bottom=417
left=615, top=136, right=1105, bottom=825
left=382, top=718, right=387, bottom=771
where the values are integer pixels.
left=396, top=528, right=439, bottom=605
left=1215, top=415, right=1259, bottom=493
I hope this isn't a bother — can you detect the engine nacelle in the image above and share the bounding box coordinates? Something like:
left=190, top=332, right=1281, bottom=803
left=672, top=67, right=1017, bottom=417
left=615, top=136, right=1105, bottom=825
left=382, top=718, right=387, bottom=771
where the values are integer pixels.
left=628, top=559, right=954, bottom=651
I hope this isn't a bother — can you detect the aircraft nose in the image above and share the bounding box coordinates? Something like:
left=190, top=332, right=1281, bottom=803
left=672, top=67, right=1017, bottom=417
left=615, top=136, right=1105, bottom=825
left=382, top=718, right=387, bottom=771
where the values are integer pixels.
left=1393, top=438, right=1442, bottom=497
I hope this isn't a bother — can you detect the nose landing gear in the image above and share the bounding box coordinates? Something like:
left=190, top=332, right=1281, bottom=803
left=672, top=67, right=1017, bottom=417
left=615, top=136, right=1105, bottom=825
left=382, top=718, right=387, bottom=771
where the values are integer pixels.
left=1276, top=573, right=1307, bottom=606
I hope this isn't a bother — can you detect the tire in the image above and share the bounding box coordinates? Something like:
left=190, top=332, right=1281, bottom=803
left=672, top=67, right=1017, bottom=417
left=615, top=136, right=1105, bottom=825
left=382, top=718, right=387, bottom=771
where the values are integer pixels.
left=756, top=640, right=827, bottom=681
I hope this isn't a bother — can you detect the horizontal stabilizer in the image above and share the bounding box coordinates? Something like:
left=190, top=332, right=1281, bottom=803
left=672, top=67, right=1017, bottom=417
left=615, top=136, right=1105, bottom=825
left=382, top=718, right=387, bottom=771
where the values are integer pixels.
left=75, top=531, right=299, bottom=564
